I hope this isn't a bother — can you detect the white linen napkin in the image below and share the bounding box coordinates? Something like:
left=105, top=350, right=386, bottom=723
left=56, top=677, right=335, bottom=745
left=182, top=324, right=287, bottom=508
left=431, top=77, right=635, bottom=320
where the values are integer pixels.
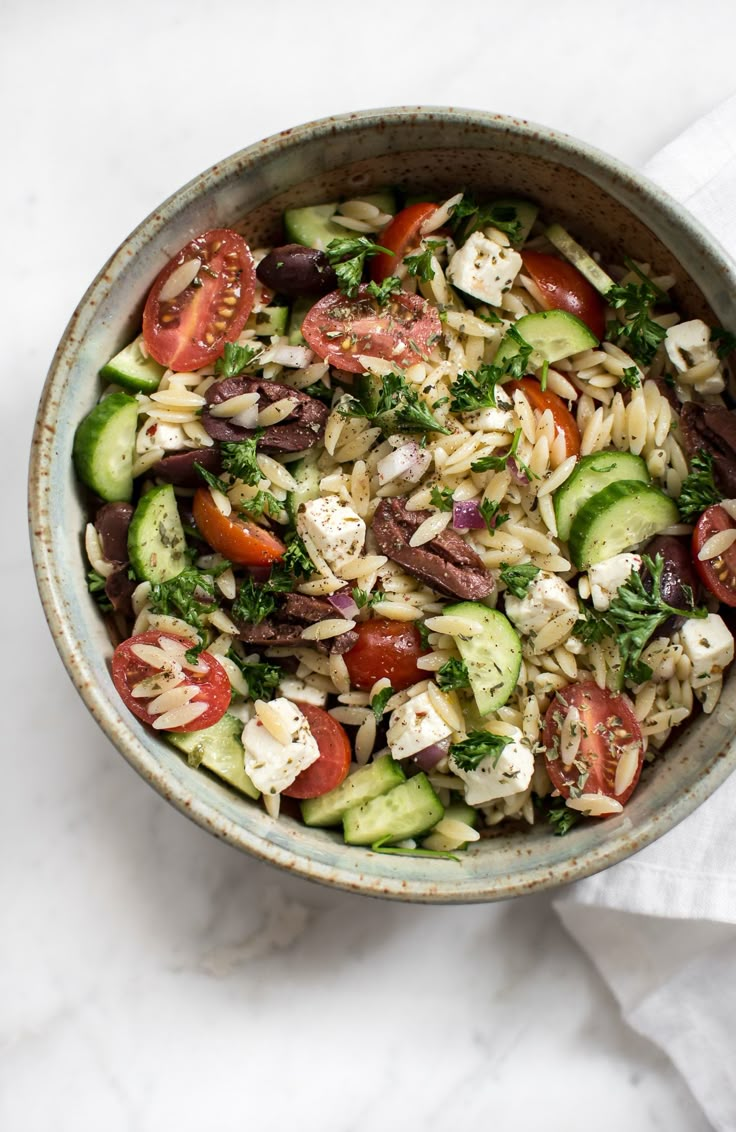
left=555, top=92, right=736, bottom=1132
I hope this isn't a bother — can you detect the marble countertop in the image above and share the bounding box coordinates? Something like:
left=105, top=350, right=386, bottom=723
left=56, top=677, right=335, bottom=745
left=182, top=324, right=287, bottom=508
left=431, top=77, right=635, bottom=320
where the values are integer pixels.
left=5, top=1, right=735, bottom=1127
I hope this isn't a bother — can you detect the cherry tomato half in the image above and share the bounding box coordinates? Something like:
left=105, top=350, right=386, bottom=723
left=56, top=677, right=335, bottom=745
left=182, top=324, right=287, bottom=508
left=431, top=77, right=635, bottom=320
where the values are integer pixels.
left=302, top=286, right=441, bottom=374
left=505, top=377, right=581, bottom=458
left=143, top=229, right=255, bottom=372
left=693, top=504, right=736, bottom=607
left=370, top=203, right=438, bottom=283
left=282, top=702, right=352, bottom=799
left=343, top=619, right=427, bottom=692
left=521, top=251, right=606, bottom=341
left=193, top=488, right=285, bottom=567
left=543, top=681, right=644, bottom=807
left=112, top=630, right=230, bottom=733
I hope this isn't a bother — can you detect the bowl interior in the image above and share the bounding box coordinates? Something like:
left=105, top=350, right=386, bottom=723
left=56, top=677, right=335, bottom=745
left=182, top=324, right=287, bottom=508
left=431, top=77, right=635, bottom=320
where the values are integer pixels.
left=30, top=108, right=736, bottom=901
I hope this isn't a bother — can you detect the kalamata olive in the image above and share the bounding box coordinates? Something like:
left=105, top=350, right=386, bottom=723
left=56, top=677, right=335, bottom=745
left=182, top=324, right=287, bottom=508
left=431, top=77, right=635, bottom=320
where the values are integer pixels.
left=256, top=244, right=337, bottom=297
left=646, top=535, right=700, bottom=610
left=680, top=402, right=736, bottom=496
left=153, top=447, right=222, bottom=488
left=95, top=502, right=133, bottom=563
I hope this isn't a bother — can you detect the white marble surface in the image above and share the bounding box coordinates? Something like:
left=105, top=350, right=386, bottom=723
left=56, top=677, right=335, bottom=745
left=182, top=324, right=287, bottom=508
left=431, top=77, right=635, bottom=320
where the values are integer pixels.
left=5, top=1, right=736, bottom=1127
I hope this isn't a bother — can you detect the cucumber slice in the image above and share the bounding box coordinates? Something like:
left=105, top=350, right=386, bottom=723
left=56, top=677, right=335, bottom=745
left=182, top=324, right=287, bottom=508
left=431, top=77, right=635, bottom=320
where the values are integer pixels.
left=128, top=483, right=187, bottom=582
left=99, top=335, right=166, bottom=394
left=286, top=451, right=322, bottom=526
left=301, top=754, right=406, bottom=827
left=495, top=310, right=599, bottom=373
left=554, top=451, right=650, bottom=542
left=283, top=191, right=397, bottom=251
left=168, top=713, right=260, bottom=800
left=569, top=480, right=679, bottom=568
left=442, top=601, right=521, bottom=716
left=343, top=772, right=444, bottom=846
left=72, top=392, right=138, bottom=502
left=545, top=224, right=615, bottom=296
left=490, top=198, right=539, bottom=246
left=246, top=305, right=289, bottom=337
left=287, top=296, right=313, bottom=345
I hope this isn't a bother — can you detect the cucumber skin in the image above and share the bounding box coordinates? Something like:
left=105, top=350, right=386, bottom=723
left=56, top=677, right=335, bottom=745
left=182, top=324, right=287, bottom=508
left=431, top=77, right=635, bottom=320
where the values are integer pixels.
left=72, top=392, right=138, bottom=502
left=100, top=336, right=165, bottom=394
left=495, top=309, right=598, bottom=372
left=569, top=480, right=679, bottom=568
left=167, top=713, right=259, bottom=801
left=284, top=191, right=396, bottom=250
left=545, top=224, right=615, bottom=296
left=246, top=306, right=288, bottom=337
left=301, top=755, right=406, bottom=827
left=554, top=452, right=650, bottom=542
left=127, top=483, right=187, bottom=583
left=442, top=601, right=521, bottom=716
left=342, top=774, right=444, bottom=846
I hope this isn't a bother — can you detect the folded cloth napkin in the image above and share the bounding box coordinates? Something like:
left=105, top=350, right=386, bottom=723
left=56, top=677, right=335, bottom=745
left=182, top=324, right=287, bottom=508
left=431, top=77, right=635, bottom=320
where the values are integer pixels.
left=555, top=92, right=736, bottom=1132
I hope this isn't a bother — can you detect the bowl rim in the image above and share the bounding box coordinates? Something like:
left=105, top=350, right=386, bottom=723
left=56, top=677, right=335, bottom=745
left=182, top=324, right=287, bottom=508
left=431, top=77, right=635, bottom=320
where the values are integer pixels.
left=29, top=105, right=736, bottom=903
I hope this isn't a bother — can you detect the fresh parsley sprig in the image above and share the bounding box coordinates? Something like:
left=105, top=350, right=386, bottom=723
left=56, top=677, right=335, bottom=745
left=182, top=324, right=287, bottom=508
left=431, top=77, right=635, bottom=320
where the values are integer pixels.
left=711, top=326, right=736, bottom=359
left=450, top=197, right=522, bottom=244
left=678, top=449, right=722, bottom=524
left=430, top=485, right=455, bottom=512
left=449, top=731, right=511, bottom=772
left=479, top=498, right=510, bottom=534
left=220, top=433, right=264, bottom=486
left=227, top=651, right=283, bottom=701
left=620, top=366, right=642, bottom=390
left=340, top=372, right=451, bottom=436
left=325, top=236, right=393, bottom=298
left=499, top=562, right=540, bottom=598
left=471, top=427, right=533, bottom=481
left=365, top=276, right=402, bottom=306
left=436, top=658, right=471, bottom=692
left=215, top=342, right=260, bottom=378
left=404, top=240, right=445, bottom=282
left=606, top=276, right=667, bottom=365
left=370, top=685, right=395, bottom=720
left=230, top=576, right=277, bottom=625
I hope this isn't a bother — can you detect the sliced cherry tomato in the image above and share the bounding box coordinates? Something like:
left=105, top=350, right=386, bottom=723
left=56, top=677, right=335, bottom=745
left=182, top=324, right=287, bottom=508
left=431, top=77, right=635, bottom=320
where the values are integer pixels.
left=143, top=229, right=255, bottom=372
left=302, top=286, right=441, bottom=374
left=112, top=630, right=230, bottom=733
left=343, top=619, right=427, bottom=692
left=543, top=681, right=644, bottom=807
left=693, top=504, right=736, bottom=607
left=192, top=487, right=285, bottom=567
left=282, top=702, right=351, bottom=799
left=521, top=250, right=606, bottom=340
left=505, top=377, right=581, bottom=458
left=370, top=203, right=438, bottom=283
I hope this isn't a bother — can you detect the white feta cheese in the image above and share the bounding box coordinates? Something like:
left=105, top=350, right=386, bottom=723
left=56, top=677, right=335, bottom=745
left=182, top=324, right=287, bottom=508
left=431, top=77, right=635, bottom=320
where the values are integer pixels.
left=680, top=614, right=734, bottom=688
left=447, top=231, right=522, bottom=307
left=450, top=726, right=534, bottom=805
left=587, top=553, right=642, bottom=611
left=504, top=571, right=578, bottom=646
left=277, top=675, right=328, bottom=708
left=297, top=496, right=366, bottom=574
left=242, top=698, right=320, bottom=795
left=387, top=692, right=453, bottom=761
left=665, top=320, right=724, bottom=393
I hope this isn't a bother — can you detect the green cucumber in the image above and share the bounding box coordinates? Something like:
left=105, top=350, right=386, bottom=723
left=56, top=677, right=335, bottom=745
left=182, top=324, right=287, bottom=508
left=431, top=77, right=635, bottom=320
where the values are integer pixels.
left=495, top=310, right=599, bottom=373
left=283, top=190, right=397, bottom=250
left=569, top=480, right=679, bottom=568
left=287, top=296, right=313, bottom=345
left=490, top=197, right=539, bottom=246
left=286, top=451, right=322, bottom=525
left=545, top=224, right=615, bottom=296
left=301, top=754, right=406, bottom=827
left=422, top=800, right=479, bottom=851
left=99, top=335, right=166, bottom=394
left=554, top=451, right=650, bottom=542
left=72, top=392, right=138, bottom=502
left=442, top=602, right=521, bottom=716
left=128, top=483, right=187, bottom=582
left=342, top=772, right=444, bottom=846
left=246, top=305, right=289, bottom=337
left=168, top=713, right=259, bottom=800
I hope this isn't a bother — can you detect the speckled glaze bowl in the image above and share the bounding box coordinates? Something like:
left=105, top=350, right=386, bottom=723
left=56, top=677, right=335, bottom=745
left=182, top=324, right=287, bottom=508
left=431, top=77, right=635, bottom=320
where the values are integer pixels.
left=30, top=107, right=736, bottom=902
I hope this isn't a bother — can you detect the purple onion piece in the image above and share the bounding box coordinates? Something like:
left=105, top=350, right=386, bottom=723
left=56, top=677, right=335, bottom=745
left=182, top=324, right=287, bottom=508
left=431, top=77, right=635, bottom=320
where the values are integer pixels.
left=452, top=499, right=486, bottom=530
left=508, top=458, right=531, bottom=486
left=328, top=591, right=360, bottom=619
left=413, top=739, right=450, bottom=771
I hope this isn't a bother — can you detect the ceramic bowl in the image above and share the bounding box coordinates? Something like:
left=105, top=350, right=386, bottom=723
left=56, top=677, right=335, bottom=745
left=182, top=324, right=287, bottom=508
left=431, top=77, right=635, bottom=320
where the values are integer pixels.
left=29, top=107, right=736, bottom=902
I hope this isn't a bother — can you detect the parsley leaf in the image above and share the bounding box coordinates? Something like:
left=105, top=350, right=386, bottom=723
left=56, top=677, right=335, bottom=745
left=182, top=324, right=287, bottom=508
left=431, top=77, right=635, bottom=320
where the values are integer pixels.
left=220, top=434, right=264, bottom=486
left=450, top=731, right=511, bottom=771
left=449, top=196, right=522, bottom=244
left=417, top=621, right=431, bottom=649
left=352, top=587, right=380, bottom=609
left=450, top=363, right=505, bottom=413
left=87, top=569, right=113, bottom=613
left=479, top=498, right=509, bottom=533
left=215, top=342, right=259, bottom=378
left=547, top=804, right=580, bottom=836
left=404, top=240, right=445, bottom=282
left=711, top=326, right=736, bottom=360
left=195, top=463, right=231, bottom=496
left=227, top=651, right=283, bottom=701
left=620, top=366, right=642, bottom=390
left=149, top=566, right=220, bottom=635
left=606, top=278, right=667, bottom=365
left=678, top=449, right=722, bottom=523
left=436, top=658, right=471, bottom=692
left=302, top=380, right=333, bottom=405
left=230, top=576, right=277, bottom=625
left=325, top=236, right=393, bottom=298
left=470, top=427, right=532, bottom=480
left=499, top=562, right=540, bottom=598
left=365, top=276, right=402, bottom=306
left=370, top=685, right=395, bottom=720
left=340, top=372, right=451, bottom=436
left=280, top=534, right=315, bottom=577
left=430, top=485, right=455, bottom=512
left=237, top=489, right=284, bottom=521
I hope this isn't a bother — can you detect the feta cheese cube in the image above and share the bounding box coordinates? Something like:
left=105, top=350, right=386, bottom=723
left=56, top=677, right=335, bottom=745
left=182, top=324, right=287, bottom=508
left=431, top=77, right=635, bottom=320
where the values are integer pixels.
left=680, top=614, right=734, bottom=688
left=504, top=571, right=578, bottom=646
left=277, top=675, right=328, bottom=708
left=242, top=698, right=320, bottom=795
left=447, top=231, right=522, bottom=307
left=297, top=496, right=366, bottom=574
left=587, top=553, right=642, bottom=611
left=450, top=726, right=534, bottom=805
left=387, top=692, right=453, bottom=761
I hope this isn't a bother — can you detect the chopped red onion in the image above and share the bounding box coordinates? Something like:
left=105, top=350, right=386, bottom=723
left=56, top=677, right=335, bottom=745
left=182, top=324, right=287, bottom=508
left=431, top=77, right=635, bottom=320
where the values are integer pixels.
left=328, top=591, right=360, bottom=619
left=508, top=458, right=531, bottom=486
left=413, top=738, right=450, bottom=771
left=452, top=499, right=486, bottom=530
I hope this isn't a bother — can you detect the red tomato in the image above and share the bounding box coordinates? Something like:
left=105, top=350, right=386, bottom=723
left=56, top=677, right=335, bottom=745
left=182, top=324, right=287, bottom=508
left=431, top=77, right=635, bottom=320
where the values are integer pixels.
left=343, top=619, right=427, bottom=691
left=693, top=505, right=736, bottom=607
left=192, top=488, right=285, bottom=567
left=282, top=703, right=351, bottom=799
left=370, top=203, right=438, bottom=283
left=521, top=250, right=606, bottom=340
left=543, top=681, right=644, bottom=807
left=143, top=229, right=255, bottom=372
left=112, top=630, right=230, bottom=732
left=301, top=286, right=441, bottom=374
left=505, top=377, right=581, bottom=458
